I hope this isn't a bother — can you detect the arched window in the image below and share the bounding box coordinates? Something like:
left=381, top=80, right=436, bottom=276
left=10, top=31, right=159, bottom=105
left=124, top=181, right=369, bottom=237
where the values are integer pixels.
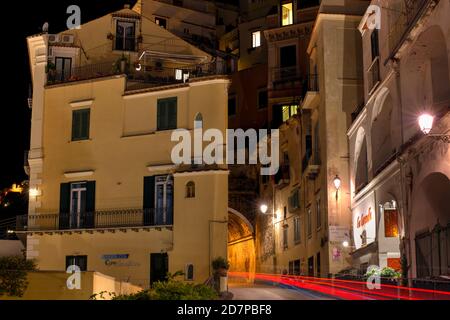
left=186, top=181, right=195, bottom=198
left=185, top=264, right=194, bottom=281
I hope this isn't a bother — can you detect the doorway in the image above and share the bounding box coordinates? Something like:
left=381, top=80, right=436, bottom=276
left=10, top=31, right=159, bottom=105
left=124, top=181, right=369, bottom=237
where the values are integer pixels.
left=150, top=253, right=168, bottom=287
left=308, top=256, right=314, bottom=277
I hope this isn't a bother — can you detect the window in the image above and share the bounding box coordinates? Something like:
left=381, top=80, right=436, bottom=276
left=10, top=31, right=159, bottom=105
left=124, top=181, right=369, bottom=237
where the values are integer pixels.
left=252, top=31, right=261, bottom=48
left=155, top=17, right=167, bottom=29
left=186, top=181, right=195, bottom=198
left=289, top=188, right=300, bottom=212
left=371, top=29, right=380, bottom=61
left=55, top=57, right=72, bottom=81
left=307, top=208, right=312, bottom=238
left=157, top=97, right=177, bottom=131
left=283, top=225, right=289, bottom=249
left=283, top=206, right=287, bottom=220
left=314, top=123, right=321, bottom=164
left=72, top=109, right=90, bottom=141
left=66, top=255, right=87, bottom=271
left=155, top=175, right=174, bottom=225
left=280, top=45, right=297, bottom=68
left=281, top=2, right=293, bottom=26
left=384, top=209, right=399, bottom=238
left=282, top=105, right=298, bottom=122
left=59, top=181, right=95, bottom=230
left=294, top=216, right=301, bottom=244
left=185, top=264, right=194, bottom=281
left=316, top=198, right=322, bottom=230
left=257, top=89, right=268, bottom=109
left=115, top=20, right=136, bottom=51
left=228, top=95, right=237, bottom=117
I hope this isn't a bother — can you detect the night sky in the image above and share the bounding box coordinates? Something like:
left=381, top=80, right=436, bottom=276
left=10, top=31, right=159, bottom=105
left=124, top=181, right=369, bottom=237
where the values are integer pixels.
left=0, top=0, right=137, bottom=189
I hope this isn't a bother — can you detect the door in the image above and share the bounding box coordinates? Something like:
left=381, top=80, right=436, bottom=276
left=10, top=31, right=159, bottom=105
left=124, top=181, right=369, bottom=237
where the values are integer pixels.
left=55, top=57, right=72, bottom=81
left=155, top=175, right=174, bottom=225
left=70, top=182, right=87, bottom=229
left=150, top=253, right=168, bottom=287
left=66, top=255, right=87, bottom=271
left=308, top=256, right=314, bottom=277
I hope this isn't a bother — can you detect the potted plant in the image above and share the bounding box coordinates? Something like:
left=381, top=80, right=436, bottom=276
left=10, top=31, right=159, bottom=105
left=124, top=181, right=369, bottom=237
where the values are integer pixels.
left=212, top=257, right=230, bottom=294
left=113, top=54, right=129, bottom=74
left=46, top=60, right=57, bottom=82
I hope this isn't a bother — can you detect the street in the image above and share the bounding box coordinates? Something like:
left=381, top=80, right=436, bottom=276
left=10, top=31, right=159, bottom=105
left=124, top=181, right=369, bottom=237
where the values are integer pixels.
left=230, top=283, right=334, bottom=300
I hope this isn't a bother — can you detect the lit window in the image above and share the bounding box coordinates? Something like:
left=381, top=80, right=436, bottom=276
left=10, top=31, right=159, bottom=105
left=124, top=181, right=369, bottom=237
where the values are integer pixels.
left=282, top=105, right=298, bottom=122
left=186, top=181, right=195, bottom=198
left=384, top=209, right=399, bottom=238
left=281, top=2, right=293, bottom=26
left=252, top=31, right=261, bottom=48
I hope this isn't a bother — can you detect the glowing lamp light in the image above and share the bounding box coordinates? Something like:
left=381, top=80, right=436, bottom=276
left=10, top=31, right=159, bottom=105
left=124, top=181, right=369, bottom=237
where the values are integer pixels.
left=260, top=204, right=268, bottom=214
left=342, top=241, right=350, bottom=248
left=29, top=188, right=40, bottom=197
left=418, top=113, right=434, bottom=135
left=333, top=175, right=342, bottom=191
left=135, top=63, right=142, bottom=71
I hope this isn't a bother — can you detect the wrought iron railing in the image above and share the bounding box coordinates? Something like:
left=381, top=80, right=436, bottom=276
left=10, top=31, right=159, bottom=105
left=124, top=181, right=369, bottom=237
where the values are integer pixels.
left=272, top=66, right=302, bottom=82
left=47, top=60, right=227, bottom=87
left=16, top=208, right=173, bottom=232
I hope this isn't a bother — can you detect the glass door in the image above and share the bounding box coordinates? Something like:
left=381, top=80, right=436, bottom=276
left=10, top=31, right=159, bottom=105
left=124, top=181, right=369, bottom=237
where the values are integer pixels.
left=155, top=176, right=174, bottom=225
left=70, top=182, right=87, bottom=229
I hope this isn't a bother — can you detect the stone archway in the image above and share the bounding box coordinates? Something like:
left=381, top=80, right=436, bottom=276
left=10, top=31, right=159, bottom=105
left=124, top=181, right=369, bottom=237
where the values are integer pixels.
left=410, top=172, right=450, bottom=278
left=228, top=208, right=256, bottom=283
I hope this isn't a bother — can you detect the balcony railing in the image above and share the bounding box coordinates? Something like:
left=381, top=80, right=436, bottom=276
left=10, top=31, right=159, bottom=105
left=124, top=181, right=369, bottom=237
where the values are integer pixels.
left=47, top=60, right=227, bottom=87
left=16, top=208, right=173, bottom=232
left=302, top=151, right=321, bottom=179
left=388, top=0, right=431, bottom=58
left=272, top=66, right=302, bottom=83
left=367, top=56, right=380, bottom=95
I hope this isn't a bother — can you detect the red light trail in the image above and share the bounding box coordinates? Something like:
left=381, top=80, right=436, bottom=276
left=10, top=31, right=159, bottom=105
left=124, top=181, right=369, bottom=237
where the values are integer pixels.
left=229, top=272, right=450, bottom=300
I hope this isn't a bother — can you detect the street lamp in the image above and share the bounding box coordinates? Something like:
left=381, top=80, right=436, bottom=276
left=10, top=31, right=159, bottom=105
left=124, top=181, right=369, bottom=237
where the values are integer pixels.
left=260, top=204, right=269, bottom=215
left=418, top=113, right=450, bottom=142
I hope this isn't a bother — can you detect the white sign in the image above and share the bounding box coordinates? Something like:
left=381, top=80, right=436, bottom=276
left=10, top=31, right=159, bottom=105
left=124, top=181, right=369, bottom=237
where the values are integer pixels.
left=353, top=194, right=376, bottom=250
left=329, top=226, right=349, bottom=243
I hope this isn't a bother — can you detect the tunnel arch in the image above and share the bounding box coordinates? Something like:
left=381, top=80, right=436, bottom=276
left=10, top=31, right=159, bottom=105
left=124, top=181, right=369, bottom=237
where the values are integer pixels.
left=228, top=208, right=256, bottom=283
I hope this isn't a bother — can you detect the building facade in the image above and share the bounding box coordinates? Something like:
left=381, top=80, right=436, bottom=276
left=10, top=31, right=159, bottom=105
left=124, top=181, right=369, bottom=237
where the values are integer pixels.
left=24, top=5, right=229, bottom=289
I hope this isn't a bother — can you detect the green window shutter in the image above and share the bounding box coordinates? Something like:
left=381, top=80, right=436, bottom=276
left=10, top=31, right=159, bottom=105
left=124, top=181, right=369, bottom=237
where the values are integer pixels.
left=143, top=176, right=155, bottom=225
left=157, top=98, right=177, bottom=131
left=72, top=109, right=90, bottom=141
left=168, top=98, right=177, bottom=130
left=85, top=181, right=96, bottom=228
left=59, top=183, right=71, bottom=230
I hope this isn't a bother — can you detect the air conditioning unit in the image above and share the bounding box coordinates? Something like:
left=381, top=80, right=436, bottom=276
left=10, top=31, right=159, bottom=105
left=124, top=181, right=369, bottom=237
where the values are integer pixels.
left=48, top=34, right=60, bottom=44
left=61, top=34, right=75, bottom=44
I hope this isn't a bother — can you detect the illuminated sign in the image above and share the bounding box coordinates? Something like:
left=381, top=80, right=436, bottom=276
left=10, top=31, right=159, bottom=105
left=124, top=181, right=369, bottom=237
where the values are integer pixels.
left=353, top=194, right=376, bottom=250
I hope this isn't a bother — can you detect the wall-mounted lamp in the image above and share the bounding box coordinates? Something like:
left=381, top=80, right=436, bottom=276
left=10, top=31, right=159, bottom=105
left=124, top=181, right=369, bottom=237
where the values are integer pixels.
left=260, top=204, right=269, bottom=215
left=342, top=240, right=350, bottom=248
left=333, top=175, right=341, bottom=201
left=29, top=187, right=40, bottom=198
left=418, top=113, right=450, bottom=143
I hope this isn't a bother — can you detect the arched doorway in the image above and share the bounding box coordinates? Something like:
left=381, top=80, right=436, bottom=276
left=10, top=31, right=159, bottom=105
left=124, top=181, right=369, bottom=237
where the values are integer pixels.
left=228, top=208, right=256, bottom=283
left=411, top=172, right=450, bottom=278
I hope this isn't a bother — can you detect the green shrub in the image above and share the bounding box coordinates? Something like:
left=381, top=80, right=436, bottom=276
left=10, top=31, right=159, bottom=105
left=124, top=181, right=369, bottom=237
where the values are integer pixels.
left=112, top=271, right=218, bottom=301
left=0, top=256, right=37, bottom=297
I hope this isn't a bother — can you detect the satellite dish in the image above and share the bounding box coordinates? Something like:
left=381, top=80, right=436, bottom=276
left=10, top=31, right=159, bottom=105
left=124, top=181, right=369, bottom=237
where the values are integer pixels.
left=42, top=22, right=49, bottom=33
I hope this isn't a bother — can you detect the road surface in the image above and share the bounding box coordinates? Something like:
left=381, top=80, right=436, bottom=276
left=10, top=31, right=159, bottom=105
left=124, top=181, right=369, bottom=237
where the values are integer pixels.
left=230, top=283, right=334, bottom=300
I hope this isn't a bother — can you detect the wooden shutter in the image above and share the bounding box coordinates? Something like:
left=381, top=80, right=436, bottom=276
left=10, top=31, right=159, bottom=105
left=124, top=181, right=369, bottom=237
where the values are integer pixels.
left=59, top=183, right=70, bottom=230
left=72, top=111, right=80, bottom=140
left=81, top=109, right=90, bottom=139
left=143, top=176, right=155, bottom=225
left=85, top=181, right=96, bottom=228
left=168, top=98, right=177, bottom=130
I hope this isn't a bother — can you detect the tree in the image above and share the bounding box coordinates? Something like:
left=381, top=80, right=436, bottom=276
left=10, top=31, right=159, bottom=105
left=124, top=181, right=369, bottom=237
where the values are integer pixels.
left=0, top=256, right=37, bottom=297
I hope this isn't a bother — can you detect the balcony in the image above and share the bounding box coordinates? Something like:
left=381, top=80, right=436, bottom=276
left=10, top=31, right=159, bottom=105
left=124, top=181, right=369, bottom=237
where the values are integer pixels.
left=275, top=164, right=290, bottom=189
left=15, top=208, right=173, bottom=234
left=272, top=66, right=302, bottom=83
left=388, top=0, right=432, bottom=59
left=23, top=150, right=30, bottom=176
left=47, top=60, right=227, bottom=89
left=367, top=56, right=380, bottom=96
left=301, top=74, right=320, bottom=110
left=302, top=152, right=320, bottom=180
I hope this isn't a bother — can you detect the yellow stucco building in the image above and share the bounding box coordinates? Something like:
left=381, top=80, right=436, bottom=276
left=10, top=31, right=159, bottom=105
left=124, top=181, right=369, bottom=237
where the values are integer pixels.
left=23, top=5, right=229, bottom=290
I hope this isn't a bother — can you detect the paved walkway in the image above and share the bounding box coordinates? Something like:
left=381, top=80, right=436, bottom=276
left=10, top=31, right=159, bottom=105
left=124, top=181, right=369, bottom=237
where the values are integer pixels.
left=229, top=283, right=334, bottom=300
